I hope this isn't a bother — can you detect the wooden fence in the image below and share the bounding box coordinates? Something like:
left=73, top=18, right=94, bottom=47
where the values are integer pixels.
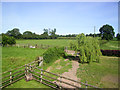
left=27, top=65, right=102, bottom=89
left=1, top=57, right=102, bottom=89
left=14, top=44, right=55, bottom=49
left=0, top=57, right=43, bottom=88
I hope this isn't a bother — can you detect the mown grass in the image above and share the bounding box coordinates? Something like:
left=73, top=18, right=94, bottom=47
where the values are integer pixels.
left=17, top=39, right=119, bottom=50
left=2, top=46, right=46, bottom=72
left=16, top=39, right=73, bottom=47
left=77, top=56, right=118, bottom=88
left=99, top=40, right=120, bottom=50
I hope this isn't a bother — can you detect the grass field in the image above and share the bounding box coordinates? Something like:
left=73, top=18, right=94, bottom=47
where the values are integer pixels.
left=16, top=39, right=120, bottom=50
left=77, top=56, right=118, bottom=88
left=100, top=40, right=120, bottom=50
left=2, top=47, right=46, bottom=72
left=2, top=39, right=119, bottom=88
left=16, top=39, right=73, bottom=47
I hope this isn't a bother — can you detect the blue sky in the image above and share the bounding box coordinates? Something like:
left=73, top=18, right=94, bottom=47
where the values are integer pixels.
left=2, top=2, right=118, bottom=35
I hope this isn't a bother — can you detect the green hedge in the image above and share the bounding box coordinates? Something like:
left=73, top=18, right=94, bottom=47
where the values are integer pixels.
left=43, top=47, right=65, bottom=63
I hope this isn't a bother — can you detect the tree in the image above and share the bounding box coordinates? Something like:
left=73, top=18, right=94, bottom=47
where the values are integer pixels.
left=2, top=34, right=16, bottom=46
left=23, top=31, right=33, bottom=35
left=6, top=28, right=22, bottom=39
left=116, top=33, right=120, bottom=40
left=99, top=24, right=115, bottom=40
left=49, top=28, right=57, bottom=39
left=70, top=33, right=102, bottom=64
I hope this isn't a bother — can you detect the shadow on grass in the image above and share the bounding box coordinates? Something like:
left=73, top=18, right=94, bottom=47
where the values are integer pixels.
left=64, top=55, right=79, bottom=61
left=63, top=55, right=94, bottom=64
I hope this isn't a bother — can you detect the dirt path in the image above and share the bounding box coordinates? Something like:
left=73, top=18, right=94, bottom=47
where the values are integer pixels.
left=56, top=60, right=81, bottom=88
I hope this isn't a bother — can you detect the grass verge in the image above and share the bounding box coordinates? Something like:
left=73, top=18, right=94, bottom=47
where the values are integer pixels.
left=77, top=56, right=118, bottom=88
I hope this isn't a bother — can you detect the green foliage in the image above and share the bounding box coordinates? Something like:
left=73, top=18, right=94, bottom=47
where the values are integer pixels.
left=116, top=33, right=120, bottom=41
left=6, top=28, right=22, bottom=39
left=70, top=33, right=102, bottom=63
left=2, top=34, right=16, bottom=46
left=99, top=24, right=115, bottom=40
left=43, top=47, right=65, bottom=63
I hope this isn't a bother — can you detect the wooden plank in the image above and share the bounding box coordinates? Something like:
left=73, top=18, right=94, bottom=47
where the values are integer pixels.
left=2, top=76, right=24, bottom=88
left=2, top=65, right=25, bottom=75
left=35, top=67, right=100, bottom=89
left=32, top=74, right=60, bottom=87
left=2, top=72, right=25, bottom=84
left=33, top=78, right=59, bottom=89
left=2, top=69, right=24, bottom=79
left=33, top=71, right=80, bottom=89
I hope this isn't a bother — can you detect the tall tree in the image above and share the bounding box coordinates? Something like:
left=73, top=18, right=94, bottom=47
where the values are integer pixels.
left=70, top=33, right=102, bottom=63
left=49, top=28, right=57, bottom=39
left=99, top=24, right=115, bottom=40
left=23, top=31, right=33, bottom=35
left=6, top=28, right=22, bottom=39
left=23, top=31, right=33, bottom=39
left=116, top=33, right=120, bottom=40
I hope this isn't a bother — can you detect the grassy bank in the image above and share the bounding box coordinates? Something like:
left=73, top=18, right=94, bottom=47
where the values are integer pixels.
left=77, top=56, right=118, bottom=88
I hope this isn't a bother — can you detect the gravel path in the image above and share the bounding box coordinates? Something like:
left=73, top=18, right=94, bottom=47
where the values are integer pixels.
left=56, top=60, right=81, bottom=88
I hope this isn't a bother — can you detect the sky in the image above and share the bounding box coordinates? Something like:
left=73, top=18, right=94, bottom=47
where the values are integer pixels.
left=1, top=2, right=118, bottom=35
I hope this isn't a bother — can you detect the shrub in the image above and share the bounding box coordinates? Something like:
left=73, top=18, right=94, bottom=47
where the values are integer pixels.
left=101, top=50, right=120, bottom=57
left=43, top=47, right=65, bottom=63
left=2, top=34, right=16, bottom=46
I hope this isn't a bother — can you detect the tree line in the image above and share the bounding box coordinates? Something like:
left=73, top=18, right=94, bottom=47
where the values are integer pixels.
left=1, top=24, right=120, bottom=46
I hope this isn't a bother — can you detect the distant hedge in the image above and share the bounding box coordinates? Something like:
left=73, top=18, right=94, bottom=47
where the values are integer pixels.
left=101, top=50, right=120, bottom=57
left=43, top=47, right=65, bottom=63
left=57, top=37, right=76, bottom=39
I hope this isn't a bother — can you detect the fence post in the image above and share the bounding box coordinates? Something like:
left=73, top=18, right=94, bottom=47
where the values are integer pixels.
left=25, top=64, right=26, bottom=75
left=59, top=73, right=62, bottom=89
left=10, top=71, right=12, bottom=83
left=30, top=65, right=32, bottom=71
left=40, top=69, right=43, bottom=82
left=85, top=81, right=88, bottom=89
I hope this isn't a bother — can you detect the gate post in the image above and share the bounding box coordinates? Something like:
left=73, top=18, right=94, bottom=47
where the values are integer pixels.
left=10, top=70, right=12, bottom=83
left=85, top=81, right=88, bottom=89
left=59, top=73, right=62, bottom=89
left=40, top=69, right=43, bottom=82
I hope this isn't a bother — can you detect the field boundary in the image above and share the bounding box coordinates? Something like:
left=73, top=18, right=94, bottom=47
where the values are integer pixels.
left=1, top=57, right=101, bottom=89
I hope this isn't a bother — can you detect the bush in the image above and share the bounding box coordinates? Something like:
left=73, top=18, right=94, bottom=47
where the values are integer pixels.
left=2, top=34, right=16, bottom=46
left=43, top=47, right=65, bottom=63
left=101, top=50, right=120, bottom=57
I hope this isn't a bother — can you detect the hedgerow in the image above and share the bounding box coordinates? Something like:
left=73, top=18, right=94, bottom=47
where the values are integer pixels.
left=101, top=50, right=120, bottom=57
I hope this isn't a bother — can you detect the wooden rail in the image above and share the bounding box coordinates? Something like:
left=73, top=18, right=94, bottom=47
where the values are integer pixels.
left=1, top=58, right=102, bottom=89
left=15, top=44, right=54, bottom=49
left=1, top=72, right=25, bottom=84
left=34, top=67, right=101, bottom=89
left=32, top=74, right=60, bottom=89
left=1, top=76, right=24, bottom=88
left=31, top=70, right=80, bottom=89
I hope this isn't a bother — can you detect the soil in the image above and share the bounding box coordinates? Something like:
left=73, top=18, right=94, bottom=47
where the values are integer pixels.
left=55, top=61, right=81, bottom=88
left=55, top=59, right=61, bottom=64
